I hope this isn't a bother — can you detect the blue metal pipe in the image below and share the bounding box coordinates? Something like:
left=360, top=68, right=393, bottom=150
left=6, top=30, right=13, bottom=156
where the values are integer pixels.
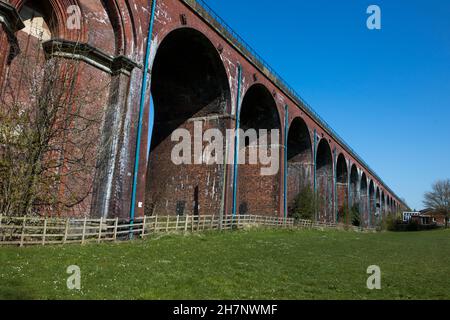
left=334, top=148, right=338, bottom=223
left=283, top=105, right=288, bottom=220
left=313, top=129, right=317, bottom=194
left=368, top=187, right=371, bottom=227
left=130, top=0, right=157, bottom=227
left=231, top=65, right=242, bottom=217
left=313, top=129, right=317, bottom=220
left=347, top=162, right=351, bottom=209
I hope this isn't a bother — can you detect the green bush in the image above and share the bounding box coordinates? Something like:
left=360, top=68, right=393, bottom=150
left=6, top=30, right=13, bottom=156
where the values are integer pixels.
left=335, top=204, right=361, bottom=226
left=406, top=219, right=420, bottom=231
left=350, top=205, right=361, bottom=227
left=385, top=216, right=440, bottom=232
left=289, top=186, right=317, bottom=221
left=385, top=214, right=398, bottom=231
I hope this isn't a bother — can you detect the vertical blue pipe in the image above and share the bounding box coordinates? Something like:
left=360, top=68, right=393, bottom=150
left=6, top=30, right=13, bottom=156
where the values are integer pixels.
left=231, top=65, right=242, bottom=217
left=283, top=105, right=288, bottom=220
left=368, top=187, right=371, bottom=227
left=347, top=162, right=351, bottom=210
left=313, top=129, right=317, bottom=194
left=130, top=0, right=157, bottom=227
left=334, top=148, right=338, bottom=223
left=313, top=129, right=317, bottom=220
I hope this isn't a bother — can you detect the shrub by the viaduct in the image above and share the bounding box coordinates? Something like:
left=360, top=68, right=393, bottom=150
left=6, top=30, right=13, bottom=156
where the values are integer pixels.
left=0, top=0, right=407, bottom=226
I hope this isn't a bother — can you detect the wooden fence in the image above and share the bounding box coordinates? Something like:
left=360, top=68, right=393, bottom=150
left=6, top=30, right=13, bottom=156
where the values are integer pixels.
left=0, top=214, right=373, bottom=247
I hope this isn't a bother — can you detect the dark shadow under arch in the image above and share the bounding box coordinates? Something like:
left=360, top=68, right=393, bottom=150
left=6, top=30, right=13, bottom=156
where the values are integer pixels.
left=369, top=181, right=375, bottom=227
left=316, top=139, right=333, bottom=222
left=349, top=164, right=359, bottom=208
left=360, top=173, right=368, bottom=227
left=286, top=117, right=313, bottom=215
left=146, top=28, right=231, bottom=217
left=375, top=187, right=381, bottom=223
left=237, top=83, right=281, bottom=216
left=336, top=153, right=348, bottom=223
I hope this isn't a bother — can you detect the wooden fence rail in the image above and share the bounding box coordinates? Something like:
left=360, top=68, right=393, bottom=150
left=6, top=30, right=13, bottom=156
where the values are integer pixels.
left=0, top=214, right=374, bottom=247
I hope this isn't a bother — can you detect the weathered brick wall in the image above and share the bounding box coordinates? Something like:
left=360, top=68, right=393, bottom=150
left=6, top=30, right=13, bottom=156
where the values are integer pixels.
left=146, top=119, right=227, bottom=217
left=287, top=163, right=312, bottom=210
left=0, top=0, right=406, bottom=222
left=286, top=117, right=313, bottom=212
left=238, top=156, right=281, bottom=216
left=336, top=183, right=348, bottom=221
left=0, top=0, right=149, bottom=218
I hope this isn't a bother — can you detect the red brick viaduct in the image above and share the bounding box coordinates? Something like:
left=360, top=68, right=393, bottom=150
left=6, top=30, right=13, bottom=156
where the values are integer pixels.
left=0, top=0, right=408, bottom=227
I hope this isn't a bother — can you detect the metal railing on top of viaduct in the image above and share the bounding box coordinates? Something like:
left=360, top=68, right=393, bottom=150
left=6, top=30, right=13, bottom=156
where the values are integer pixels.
left=184, top=0, right=407, bottom=208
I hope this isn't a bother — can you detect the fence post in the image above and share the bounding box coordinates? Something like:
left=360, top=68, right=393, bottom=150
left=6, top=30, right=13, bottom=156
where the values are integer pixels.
left=211, top=214, right=215, bottom=230
left=98, top=217, right=103, bottom=243
left=176, top=215, right=179, bottom=232
left=81, top=217, right=87, bottom=245
left=63, top=218, right=69, bottom=244
left=154, top=215, right=158, bottom=233
left=166, top=215, right=169, bottom=232
left=20, top=216, right=27, bottom=247
left=113, top=217, right=119, bottom=241
left=142, top=216, right=147, bottom=238
left=0, top=214, right=3, bottom=242
left=42, top=218, right=47, bottom=245
left=184, top=215, right=189, bottom=233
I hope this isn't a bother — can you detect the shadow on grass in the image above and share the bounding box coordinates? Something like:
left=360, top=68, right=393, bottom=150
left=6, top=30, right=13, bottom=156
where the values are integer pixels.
left=0, top=278, right=36, bottom=300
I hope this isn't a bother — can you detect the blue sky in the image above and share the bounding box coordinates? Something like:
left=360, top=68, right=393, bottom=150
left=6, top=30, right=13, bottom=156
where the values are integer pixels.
left=198, top=0, right=450, bottom=210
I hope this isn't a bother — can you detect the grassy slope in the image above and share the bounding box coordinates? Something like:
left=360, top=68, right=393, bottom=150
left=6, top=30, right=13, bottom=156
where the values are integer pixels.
left=0, top=228, right=449, bottom=300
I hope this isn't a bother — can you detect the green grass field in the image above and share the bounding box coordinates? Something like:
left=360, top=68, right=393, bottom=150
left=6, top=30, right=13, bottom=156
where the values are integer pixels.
left=1, top=228, right=449, bottom=300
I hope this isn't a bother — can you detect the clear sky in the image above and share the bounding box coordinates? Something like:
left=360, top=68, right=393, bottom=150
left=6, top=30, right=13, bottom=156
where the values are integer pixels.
left=199, top=0, right=450, bottom=210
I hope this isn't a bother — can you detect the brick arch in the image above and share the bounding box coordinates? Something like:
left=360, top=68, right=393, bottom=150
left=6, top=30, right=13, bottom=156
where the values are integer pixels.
left=145, top=26, right=231, bottom=217
left=101, top=0, right=137, bottom=56
left=11, top=0, right=87, bottom=41
left=240, top=82, right=283, bottom=131
left=237, top=82, right=281, bottom=216
left=360, top=172, right=368, bottom=226
left=368, top=179, right=375, bottom=227
left=2, top=0, right=86, bottom=103
left=336, top=153, right=348, bottom=223
left=1, top=0, right=131, bottom=218
left=387, top=195, right=391, bottom=214
left=336, top=153, right=348, bottom=183
left=316, top=138, right=333, bottom=222
left=375, top=186, right=381, bottom=223
left=349, top=164, right=359, bottom=208
left=148, top=19, right=239, bottom=112
left=286, top=116, right=313, bottom=213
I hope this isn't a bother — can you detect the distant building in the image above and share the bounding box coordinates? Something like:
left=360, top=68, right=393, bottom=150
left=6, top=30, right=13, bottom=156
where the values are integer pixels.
left=402, top=211, right=421, bottom=222
left=403, top=211, right=436, bottom=226
left=420, top=209, right=447, bottom=226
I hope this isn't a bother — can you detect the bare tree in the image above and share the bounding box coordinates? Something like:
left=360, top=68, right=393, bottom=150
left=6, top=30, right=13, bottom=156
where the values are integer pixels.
left=0, top=37, right=110, bottom=217
left=423, top=179, right=450, bottom=228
